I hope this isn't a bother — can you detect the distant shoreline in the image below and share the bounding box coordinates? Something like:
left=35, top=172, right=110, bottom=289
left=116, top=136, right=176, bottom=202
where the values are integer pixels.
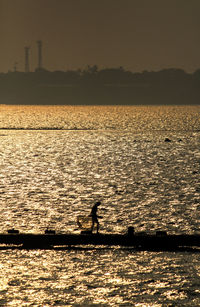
left=1, top=67, right=200, bottom=105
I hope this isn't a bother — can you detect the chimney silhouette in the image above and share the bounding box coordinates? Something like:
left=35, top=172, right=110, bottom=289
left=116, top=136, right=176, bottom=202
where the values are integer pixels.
left=37, top=40, right=43, bottom=70
left=24, top=47, right=30, bottom=72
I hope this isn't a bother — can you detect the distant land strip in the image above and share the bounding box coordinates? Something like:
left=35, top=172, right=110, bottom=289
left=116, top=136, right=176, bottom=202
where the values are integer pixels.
left=0, top=127, right=98, bottom=131
left=0, top=128, right=199, bottom=132
left=1, top=67, right=200, bottom=105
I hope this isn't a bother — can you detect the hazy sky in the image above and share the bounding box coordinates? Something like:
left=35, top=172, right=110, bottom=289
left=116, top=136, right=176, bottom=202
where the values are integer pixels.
left=1, top=0, right=200, bottom=73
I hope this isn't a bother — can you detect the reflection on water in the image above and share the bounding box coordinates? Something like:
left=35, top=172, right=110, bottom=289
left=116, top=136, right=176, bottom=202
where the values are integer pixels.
left=0, top=105, right=200, bottom=305
left=0, top=129, right=199, bottom=235
left=0, top=105, right=200, bottom=131
left=1, top=249, right=200, bottom=306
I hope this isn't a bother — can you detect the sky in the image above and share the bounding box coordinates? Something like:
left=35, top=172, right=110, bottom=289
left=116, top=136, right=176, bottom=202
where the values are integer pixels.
left=0, top=0, right=200, bottom=73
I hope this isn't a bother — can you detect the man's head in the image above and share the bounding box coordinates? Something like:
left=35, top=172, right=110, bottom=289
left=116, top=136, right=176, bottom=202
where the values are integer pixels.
left=95, top=201, right=101, bottom=206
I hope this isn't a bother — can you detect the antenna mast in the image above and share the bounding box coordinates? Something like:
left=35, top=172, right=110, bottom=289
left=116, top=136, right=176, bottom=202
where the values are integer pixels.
left=37, top=40, right=43, bottom=70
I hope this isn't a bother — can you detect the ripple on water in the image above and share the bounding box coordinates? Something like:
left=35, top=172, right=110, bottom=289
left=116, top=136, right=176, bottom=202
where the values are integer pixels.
left=0, top=106, right=200, bottom=305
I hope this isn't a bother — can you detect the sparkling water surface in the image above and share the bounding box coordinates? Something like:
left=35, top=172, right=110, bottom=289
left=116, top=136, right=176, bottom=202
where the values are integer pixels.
left=0, top=105, right=200, bottom=306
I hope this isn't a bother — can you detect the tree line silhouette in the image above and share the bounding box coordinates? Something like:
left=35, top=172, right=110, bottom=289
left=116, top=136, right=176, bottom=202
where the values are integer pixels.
left=0, top=66, right=200, bottom=105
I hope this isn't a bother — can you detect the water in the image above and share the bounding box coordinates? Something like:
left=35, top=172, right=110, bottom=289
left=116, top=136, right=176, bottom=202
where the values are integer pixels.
left=0, top=105, right=200, bottom=306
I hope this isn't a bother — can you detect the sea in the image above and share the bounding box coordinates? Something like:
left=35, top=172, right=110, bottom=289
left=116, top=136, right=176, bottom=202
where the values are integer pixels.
left=0, top=104, right=200, bottom=306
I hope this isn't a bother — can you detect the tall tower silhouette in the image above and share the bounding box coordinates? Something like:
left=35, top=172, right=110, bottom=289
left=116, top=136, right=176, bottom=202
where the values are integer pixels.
left=14, top=62, right=18, bottom=72
left=37, top=40, right=43, bottom=70
left=24, top=47, right=30, bottom=72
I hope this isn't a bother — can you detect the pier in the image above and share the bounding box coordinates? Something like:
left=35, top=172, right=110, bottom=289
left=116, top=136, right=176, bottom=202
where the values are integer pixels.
left=1, top=230, right=200, bottom=251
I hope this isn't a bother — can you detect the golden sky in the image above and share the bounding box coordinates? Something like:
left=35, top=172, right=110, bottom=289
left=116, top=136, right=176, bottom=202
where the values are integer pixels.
left=0, top=0, right=200, bottom=73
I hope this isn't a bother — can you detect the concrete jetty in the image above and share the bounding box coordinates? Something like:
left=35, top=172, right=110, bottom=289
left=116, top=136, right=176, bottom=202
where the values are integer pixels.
left=0, top=230, right=200, bottom=251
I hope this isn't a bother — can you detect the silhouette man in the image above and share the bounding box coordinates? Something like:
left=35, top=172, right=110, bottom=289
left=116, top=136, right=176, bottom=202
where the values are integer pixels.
left=89, top=201, right=101, bottom=233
